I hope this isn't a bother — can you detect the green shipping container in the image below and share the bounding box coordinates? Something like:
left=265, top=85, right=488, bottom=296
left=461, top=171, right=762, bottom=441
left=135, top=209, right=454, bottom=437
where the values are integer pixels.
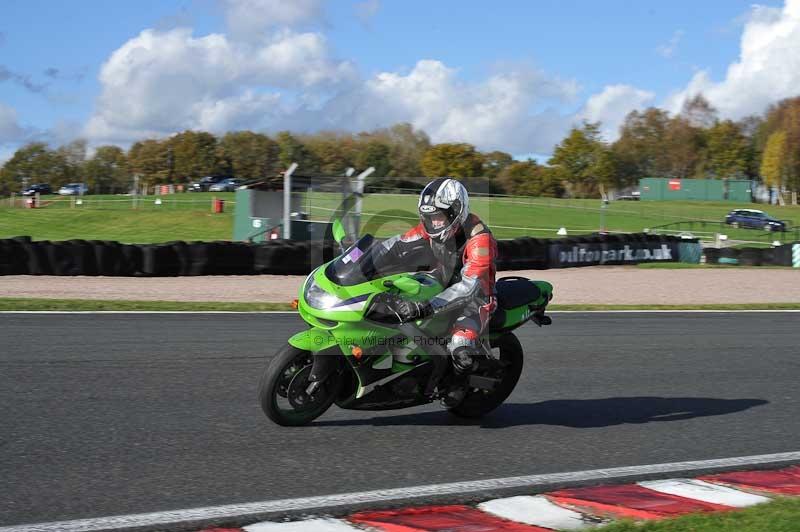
left=639, top=178, right=752, bottom=202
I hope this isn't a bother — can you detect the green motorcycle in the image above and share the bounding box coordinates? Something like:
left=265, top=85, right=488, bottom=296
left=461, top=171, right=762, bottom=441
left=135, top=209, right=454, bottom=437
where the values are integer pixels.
left=258, top=223, right=553, bottom=426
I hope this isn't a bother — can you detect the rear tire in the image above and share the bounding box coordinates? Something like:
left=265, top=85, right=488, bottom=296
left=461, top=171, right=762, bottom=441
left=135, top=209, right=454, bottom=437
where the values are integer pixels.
left=447, top=333, right=524, bottom=419
left=258, top=344, right=340, bottom=426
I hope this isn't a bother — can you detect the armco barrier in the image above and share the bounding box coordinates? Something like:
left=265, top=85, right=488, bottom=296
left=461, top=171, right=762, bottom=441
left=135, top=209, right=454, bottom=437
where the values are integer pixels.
left=0, top=234, right=715, bottom=277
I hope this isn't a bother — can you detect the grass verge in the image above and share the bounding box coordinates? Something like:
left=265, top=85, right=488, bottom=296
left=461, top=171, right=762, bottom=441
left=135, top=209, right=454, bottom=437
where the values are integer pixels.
left=591, top=497, right=800, bottom=532
left=2, top=298, right=800, bottom=312
left=0, top=298, right=294, bottom=311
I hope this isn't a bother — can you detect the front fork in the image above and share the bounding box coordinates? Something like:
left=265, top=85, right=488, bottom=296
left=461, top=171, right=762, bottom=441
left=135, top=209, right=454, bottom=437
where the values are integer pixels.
left=287, top=328, right=341, bottom=391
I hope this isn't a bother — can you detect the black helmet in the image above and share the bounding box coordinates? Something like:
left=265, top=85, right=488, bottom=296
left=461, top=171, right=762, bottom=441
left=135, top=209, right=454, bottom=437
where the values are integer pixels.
left=418, top=178, right=470, bottom=243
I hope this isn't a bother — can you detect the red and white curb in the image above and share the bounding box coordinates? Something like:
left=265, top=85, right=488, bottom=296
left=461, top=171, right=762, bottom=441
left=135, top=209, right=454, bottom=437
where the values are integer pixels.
left=4, top=453, right=800, bottom=532
left=198, top=465, right=800, bottom=532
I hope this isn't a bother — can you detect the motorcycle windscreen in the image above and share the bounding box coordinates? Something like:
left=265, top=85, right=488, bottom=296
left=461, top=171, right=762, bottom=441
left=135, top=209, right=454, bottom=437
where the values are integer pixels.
left=325, top=234, right=433, bottom=286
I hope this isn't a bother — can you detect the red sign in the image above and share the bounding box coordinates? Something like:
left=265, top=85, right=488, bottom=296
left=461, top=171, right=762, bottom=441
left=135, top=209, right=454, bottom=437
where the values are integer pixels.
left=668, top=179, right=681, bottom=191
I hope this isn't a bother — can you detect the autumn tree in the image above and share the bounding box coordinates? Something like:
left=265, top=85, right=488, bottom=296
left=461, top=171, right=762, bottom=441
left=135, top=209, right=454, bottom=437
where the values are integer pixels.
left=612, top=108, right=671, bottom=184
left=680, top=94, right=718, bottom=129
left=482, top=151, right=514, bottom=180
left=756, top=97, right=800, bottom=190
left=276, top=131, right=319, bottom=175
left=355, top=138, right=392, bottom=177
left=382, top=123, right=431, bottom=177
left=217, top=131, right=280, bottom=181
left=304, top=132, right=358, bottom=175
left=128, top=139, right=171, bottom=186
left=662, top=116, right=706, bottom=179
left=760, top=130, right=787, bottom=190
left=84, top=146, right=130, bottom=194
left=421, top=143, right=485, bottom=178
left=497, top=160, right=563, bottom=197
left=705, top=120, right=750, bottom=178
left=168, top=130, right=218, bottom=182
left=0, top=143, right=72, bottom=193
left=548, top=122, right=617, bottom=197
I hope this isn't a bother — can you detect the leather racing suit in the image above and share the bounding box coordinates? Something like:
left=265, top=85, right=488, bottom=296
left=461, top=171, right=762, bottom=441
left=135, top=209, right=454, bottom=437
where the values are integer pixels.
left=380, top=213, right=498, bottom=355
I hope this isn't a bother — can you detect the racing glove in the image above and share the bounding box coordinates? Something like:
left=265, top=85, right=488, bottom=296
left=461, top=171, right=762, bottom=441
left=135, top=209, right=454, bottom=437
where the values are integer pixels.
left=394, top=298, right=434, bottom=323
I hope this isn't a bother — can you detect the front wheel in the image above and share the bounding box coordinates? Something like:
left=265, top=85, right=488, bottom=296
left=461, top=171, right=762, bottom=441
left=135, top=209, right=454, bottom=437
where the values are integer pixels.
left=448, top=333, right=524, bottom=419
left=258, top=344, right=340, bottom=426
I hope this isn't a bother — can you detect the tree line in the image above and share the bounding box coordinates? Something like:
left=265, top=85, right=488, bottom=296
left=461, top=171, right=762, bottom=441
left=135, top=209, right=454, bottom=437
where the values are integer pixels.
left=2, top=94, right=800, bottom=197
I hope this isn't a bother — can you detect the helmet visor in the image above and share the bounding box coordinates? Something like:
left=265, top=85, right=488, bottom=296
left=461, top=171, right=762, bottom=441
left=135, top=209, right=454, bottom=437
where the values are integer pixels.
left=421, top=209, right=454, bottom=236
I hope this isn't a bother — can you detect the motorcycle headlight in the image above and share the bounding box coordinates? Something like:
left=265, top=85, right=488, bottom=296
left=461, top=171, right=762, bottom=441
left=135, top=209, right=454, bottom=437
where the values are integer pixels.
left=304, top=279, right=344, bottom=310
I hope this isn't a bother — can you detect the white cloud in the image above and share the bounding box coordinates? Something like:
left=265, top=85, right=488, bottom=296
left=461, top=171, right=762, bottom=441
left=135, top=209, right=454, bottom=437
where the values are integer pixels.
left=657, top=30, right=684, bottom=59
left=0, top=103, right=25, bottom=144
left=667, top=0, right=800, bottom=118
left=300, top=60, right=581, bottom=154
left=84, top=27, right=355, bottom=144
left=221, top=0, right=324, bottom=39
left=84, top=22, right=581, bottom=153
left=579, top=84, right=655, bottom=141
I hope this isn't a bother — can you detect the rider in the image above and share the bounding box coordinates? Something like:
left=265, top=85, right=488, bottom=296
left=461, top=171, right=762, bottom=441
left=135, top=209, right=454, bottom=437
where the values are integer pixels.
left=381, top=178, right=498, bottom=405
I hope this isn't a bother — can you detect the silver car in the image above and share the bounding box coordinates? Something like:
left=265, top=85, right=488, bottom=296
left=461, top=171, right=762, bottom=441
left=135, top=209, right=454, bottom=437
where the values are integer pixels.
left=58, top=183, right=89, bottom=195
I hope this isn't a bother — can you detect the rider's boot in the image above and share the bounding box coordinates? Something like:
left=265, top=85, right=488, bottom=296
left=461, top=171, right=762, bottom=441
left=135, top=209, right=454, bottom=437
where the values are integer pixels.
left=441, top=346, right=478, bottom=408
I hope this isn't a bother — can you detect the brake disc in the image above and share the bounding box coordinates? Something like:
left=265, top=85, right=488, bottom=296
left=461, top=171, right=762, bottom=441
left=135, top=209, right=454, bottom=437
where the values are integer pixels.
left=286, top=366, right=321, bottom=410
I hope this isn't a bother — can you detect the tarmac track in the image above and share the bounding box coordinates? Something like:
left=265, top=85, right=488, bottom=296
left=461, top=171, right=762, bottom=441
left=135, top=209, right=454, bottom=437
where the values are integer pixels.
left=1, top=311, right=798, bottom=527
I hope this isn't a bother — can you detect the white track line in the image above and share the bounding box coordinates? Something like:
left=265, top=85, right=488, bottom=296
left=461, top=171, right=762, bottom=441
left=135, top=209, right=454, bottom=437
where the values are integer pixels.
left=2, top=451, right=798, bottom=532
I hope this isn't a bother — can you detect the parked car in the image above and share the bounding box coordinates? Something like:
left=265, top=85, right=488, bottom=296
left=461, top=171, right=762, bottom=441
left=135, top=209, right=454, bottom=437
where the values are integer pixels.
left=22, top=183, right=52, bottom=196
left=724, top=209, right=786, bottom=232
left=58, top=183, right=88, bottom=196
left=187, top=176, right=225, bottom=192
left=208, top=178, right=244, bottom=192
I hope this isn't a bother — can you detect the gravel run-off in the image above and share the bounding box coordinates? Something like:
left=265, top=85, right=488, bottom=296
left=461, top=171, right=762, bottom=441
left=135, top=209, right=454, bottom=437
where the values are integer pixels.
left=1, top=267, right=799, bottom=305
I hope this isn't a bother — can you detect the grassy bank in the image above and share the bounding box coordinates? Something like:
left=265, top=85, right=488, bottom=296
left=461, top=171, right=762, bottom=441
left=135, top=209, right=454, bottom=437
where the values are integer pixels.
left=2, top=298, right=800, bottom=312
left=2, top=192, right=799, bottom=242
left=592, top=497, right=800, bottom=532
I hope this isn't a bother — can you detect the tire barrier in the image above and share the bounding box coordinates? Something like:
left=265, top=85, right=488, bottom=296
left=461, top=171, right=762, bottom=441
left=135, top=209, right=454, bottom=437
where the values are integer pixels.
left=703, top=244, right=798, bottom=267
left=545, top=234, right=687, bottom=269
left=4, top=234, right=796, bottom=277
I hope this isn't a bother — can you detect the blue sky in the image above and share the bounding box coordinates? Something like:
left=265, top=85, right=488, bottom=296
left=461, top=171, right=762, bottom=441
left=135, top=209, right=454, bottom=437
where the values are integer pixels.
left=0, top=0, right=796, bottom=161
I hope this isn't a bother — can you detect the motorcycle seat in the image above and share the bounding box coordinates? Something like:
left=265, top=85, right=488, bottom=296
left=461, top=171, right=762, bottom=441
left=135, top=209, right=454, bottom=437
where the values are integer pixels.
left=495, top=276, right=541, bottom=309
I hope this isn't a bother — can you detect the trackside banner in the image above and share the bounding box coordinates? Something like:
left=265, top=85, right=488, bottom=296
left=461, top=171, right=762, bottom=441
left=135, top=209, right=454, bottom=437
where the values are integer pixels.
left=548, top=241, right=680, bottom=268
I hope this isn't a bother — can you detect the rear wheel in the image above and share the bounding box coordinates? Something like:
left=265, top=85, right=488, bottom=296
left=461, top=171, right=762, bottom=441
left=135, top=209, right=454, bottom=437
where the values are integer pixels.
left=447, top=333, right=524, bottom=419
left=258, top=344, right=340, bottom=426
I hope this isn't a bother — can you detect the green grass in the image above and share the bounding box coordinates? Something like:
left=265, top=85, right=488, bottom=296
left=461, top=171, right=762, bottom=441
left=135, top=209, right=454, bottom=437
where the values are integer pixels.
left=2, top=191, right=799, bottom=243
left=588, top=497, right=800, bottom=532
left=0, top=298, right=293, bottom=311
left=3, top=298, right=800, bottom=312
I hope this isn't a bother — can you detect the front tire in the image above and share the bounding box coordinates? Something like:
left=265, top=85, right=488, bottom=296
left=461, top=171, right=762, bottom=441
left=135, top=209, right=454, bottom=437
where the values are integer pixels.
left=448, top=333, right=524, bottom=419
left=258, top=344, right=340, bottom=426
